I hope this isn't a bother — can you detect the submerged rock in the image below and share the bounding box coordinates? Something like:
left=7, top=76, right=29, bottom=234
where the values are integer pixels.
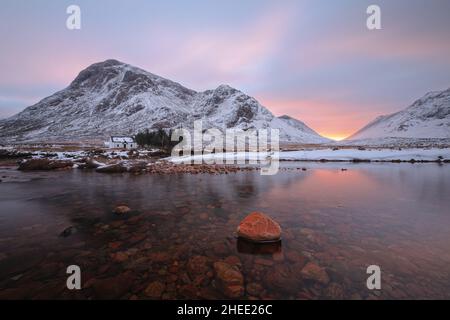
left=223, top=256, right=242, bottom=269
left=111, top=251, right=128, bottom=262
left=113, top=205, right=131, bottom=215
left=246, top=282, right=264, bottom=297
left=325, top=282, right=345, bottom=299
left=213, top=261, right=244, bottom=298
left=149, top=251, right=170, bottom=262
left=59, top=226, right=77, bottom=238
left=144, top=281, right=166, bottom=298
left=264, top=265, right=301, bottom=293
left=237, top=212, right=281, bottom=242
left=301, top=262, right=330, bottom=285
left=187, top=256, right=210, bottom=278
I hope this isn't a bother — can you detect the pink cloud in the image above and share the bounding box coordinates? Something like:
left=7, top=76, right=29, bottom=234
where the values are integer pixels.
left=135, top=5, right=297, bottom=89
left=289, top=27, right=450, bottom=70
left=0, top=42, right=106, bottom=88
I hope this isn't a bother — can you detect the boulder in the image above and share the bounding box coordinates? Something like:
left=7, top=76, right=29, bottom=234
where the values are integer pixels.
left=96, top=163, right=127, bottom=173
left=83, top=158, right=105, bottom=169
left=18, top=159, right=73, bottom=171
left=237, top=212, right=281, bottom=242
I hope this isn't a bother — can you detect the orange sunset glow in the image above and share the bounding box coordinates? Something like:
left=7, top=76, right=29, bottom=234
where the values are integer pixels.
left=258, top=97, right=381, bottom=141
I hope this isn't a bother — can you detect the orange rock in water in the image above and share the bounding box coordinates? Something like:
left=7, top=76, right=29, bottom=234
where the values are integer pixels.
left=237, top=212, right=281, bottom=242
left=114, top=205, right=131, bottom=215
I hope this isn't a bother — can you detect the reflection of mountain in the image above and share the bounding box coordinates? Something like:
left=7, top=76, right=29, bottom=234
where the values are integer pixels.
left=178, top=171, right=311, bottom=211
left=26, top=169, right=311, bottom=219
left=6, top=165, right=448, bottom=230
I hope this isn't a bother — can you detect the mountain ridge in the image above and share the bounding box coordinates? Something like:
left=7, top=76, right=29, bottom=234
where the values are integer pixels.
left=347, top=87, right=450, bottom=141
left=0, top=59, right=331, bottom=144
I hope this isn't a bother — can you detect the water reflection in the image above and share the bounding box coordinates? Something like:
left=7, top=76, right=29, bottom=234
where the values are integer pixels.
left=0, top=163, right=449, bottom=299
left=237, top=239, right=282, bottom=255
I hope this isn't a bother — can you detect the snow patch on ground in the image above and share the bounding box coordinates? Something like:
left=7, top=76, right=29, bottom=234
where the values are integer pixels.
left=168, top=148, right=450, bottom=163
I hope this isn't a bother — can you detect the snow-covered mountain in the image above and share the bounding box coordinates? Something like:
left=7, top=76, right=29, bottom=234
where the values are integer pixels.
left=348, top=88, right=450, bottom=142
left=0, top=59, right=330, bottom=144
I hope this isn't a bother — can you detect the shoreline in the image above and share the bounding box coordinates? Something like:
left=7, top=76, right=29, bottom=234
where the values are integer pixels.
left=168, top=148, right=450, bottom=164
left=0, top=147, right=449, bottom=176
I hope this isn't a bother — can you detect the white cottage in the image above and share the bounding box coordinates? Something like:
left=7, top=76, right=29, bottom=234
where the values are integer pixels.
left=105, top=136, right=136, bottom=149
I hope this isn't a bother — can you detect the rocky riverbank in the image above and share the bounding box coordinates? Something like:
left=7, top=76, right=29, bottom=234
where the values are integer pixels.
left=15, top=158, right=258, bottom=175
left=0, top=147, right=262, bottom=175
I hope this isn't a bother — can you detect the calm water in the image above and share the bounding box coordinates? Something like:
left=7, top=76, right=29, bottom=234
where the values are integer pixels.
left=0, top=163, right=449, bottom=299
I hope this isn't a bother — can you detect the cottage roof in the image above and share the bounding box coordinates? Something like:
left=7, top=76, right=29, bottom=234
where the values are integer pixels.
left=110, top=136, right=135, bottom=143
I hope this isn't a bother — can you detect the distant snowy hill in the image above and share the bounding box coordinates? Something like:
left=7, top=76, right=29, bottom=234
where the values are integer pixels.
left=0, top=59, right=330, bottom=144
left=348, top=88, right=450, bottom=142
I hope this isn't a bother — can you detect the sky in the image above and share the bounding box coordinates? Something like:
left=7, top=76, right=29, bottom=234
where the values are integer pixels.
left=1, top=0, right=449, bottom=140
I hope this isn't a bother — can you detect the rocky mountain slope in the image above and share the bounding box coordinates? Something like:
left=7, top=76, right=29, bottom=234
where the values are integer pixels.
left=0, top=59, right=330, bottom=145
left=348, top=88, right=450, bottom=142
